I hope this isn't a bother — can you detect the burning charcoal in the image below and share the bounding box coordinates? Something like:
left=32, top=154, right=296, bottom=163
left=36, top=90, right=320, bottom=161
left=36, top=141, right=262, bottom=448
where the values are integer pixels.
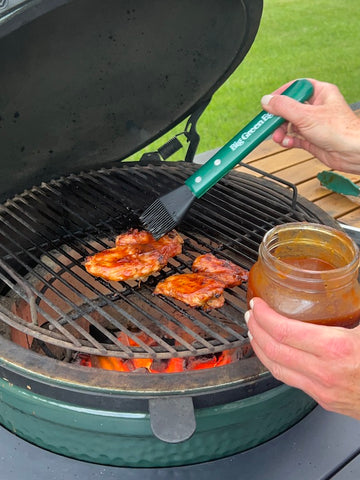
left=91, top=355, right=133, bottom=372
left=185, top=354, right=218, bottom=371
left=150, top=357, right=185, bottom=373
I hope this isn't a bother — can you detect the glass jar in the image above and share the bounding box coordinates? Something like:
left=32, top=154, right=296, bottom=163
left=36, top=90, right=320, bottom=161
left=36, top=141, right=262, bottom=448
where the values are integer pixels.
left=247, top=222, right=360, bottom=328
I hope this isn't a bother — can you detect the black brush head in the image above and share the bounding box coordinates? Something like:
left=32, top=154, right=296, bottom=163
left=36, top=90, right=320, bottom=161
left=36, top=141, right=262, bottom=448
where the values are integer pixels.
left=140, top=184, right=196, bottom=239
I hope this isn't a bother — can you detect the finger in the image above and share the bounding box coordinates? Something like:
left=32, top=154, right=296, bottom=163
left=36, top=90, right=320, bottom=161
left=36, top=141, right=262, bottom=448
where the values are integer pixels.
left=261, top=94, right=313, bottom=127
left=250, top=335, right=324, bottom=402
left=273, top=131, right=308, bottom=148
left=246, top=308, right=320, bottom=376
left=249, top=298, right=355, bottom=358
left=247, top=301, right=360, bottom=392
left=272, top=125, right=288, bottom=144
left=250, top=335, right=356, bottom=415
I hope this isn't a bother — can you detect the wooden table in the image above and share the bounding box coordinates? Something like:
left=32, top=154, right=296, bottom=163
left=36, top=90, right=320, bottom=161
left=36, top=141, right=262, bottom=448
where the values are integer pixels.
left=235, top=118, right=360, bottom=228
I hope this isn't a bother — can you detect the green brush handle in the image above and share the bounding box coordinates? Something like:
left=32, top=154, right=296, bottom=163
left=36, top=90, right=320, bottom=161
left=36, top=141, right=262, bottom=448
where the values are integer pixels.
left=185, top=78, right=314, bottom=198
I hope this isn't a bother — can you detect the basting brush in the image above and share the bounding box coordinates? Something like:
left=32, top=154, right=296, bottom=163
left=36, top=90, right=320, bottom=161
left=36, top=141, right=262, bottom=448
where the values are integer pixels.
left=140, top=78, right=314, bottom=239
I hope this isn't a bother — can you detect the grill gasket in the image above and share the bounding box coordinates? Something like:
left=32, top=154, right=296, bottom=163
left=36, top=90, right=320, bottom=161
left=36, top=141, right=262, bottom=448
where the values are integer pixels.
left=0, top=162, right=339, bottom=360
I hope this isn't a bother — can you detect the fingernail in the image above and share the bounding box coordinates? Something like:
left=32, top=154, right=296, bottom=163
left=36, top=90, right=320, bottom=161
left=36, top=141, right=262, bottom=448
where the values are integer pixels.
left=261, top=94, right=274, bottom=106
left=248, top=330, right=253, bottom=342
left=249, top=298, right=254, bottom=309
left=282, top=136, right=291, bottom=147
left=244, top=310, right=250, bottom=325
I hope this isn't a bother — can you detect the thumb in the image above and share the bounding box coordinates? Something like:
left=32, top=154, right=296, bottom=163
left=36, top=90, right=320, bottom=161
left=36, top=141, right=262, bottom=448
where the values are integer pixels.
left=261, top=94, right=308, bottom=126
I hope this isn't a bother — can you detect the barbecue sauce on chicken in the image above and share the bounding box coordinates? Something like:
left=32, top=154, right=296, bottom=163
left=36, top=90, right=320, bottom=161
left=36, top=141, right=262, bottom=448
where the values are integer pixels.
left=155, top=253, right=248, bottom=310
left=84, top=229, right=183, bottom=281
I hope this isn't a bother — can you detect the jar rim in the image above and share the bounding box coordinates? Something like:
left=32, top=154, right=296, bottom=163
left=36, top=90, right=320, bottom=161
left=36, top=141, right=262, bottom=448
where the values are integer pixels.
left=261, top=222, right=360, bottom=276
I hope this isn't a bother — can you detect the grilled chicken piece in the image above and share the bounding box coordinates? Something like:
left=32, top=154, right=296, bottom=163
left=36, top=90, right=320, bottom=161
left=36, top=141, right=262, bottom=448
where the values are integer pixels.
left=192, top=253, right=248, bottom=287
left=154, top=273, right=225, bottom=310
left=115, top=229, right=155, bottom=246
left=84, top=229, right=183, bottom=282
left=154, top=253, right=248, bottom=310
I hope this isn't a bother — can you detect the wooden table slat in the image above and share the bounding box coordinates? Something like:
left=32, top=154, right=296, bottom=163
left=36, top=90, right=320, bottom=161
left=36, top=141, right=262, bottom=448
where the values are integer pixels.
left=242, top=148, right=313, bottom=173
left=296, top=178, right=331, bottom=202
left=315, top=193, right=359, bottom=219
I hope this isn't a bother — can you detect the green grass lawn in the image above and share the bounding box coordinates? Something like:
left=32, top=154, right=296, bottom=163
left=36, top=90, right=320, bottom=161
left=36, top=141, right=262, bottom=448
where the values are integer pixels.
left=134, top=0, right=360, bottom=159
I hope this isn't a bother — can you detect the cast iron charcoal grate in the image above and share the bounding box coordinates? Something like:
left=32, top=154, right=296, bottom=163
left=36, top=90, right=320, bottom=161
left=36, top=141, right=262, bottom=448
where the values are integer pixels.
left=0, top=162, right=338, bottom=360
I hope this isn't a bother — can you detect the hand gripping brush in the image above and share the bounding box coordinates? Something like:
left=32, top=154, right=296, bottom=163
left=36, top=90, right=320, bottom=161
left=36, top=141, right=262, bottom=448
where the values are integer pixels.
left=140, top=78, right=314, bottom=239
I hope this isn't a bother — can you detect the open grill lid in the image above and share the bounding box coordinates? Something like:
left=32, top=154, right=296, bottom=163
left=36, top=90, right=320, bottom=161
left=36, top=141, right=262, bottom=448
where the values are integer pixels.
left=0, top=0, right=263, bottom=202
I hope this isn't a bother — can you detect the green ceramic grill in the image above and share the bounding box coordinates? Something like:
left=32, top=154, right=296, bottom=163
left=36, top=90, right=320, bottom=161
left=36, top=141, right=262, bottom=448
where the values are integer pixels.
left=0, top=0, right=336, bottom=470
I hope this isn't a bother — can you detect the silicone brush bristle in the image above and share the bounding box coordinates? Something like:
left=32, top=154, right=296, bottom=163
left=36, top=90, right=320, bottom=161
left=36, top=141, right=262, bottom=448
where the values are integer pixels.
left=140, top=200, right=177, bottom=239
left=140, top=184, right=195, bottom=239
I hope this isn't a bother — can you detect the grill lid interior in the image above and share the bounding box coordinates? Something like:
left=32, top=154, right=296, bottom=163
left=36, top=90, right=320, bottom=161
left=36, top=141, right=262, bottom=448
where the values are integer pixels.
left=0, top=0, right=263, bottom=202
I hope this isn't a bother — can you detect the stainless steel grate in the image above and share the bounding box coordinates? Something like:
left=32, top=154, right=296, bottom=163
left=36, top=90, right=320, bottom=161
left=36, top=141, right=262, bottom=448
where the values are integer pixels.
left=0, top=162, right=338, bottom=359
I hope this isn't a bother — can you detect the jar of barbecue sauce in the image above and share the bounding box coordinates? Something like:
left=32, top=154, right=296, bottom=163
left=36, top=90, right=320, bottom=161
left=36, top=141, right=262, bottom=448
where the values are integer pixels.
left=246, top=223, right=360, bottom=328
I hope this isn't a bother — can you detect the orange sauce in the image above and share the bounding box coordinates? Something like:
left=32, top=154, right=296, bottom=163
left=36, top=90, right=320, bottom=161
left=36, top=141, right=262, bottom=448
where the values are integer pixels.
left=247, top=255, right=360, bottom=328
left=280, top=256, right=335, bottom=271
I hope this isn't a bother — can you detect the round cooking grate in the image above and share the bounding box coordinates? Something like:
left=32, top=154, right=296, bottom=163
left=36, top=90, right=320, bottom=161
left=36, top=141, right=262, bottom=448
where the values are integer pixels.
left=0, top=162, right=339, bottom=361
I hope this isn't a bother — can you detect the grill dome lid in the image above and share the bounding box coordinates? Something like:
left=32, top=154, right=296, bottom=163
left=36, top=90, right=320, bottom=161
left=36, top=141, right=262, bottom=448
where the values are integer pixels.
left=0, top=0, right=263, bottom=201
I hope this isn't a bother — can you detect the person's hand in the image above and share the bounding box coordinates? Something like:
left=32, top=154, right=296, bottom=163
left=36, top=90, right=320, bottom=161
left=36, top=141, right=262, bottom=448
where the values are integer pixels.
left=245, top=297, right=360, bottom=420
left=261, top=78, right=360, bottom=174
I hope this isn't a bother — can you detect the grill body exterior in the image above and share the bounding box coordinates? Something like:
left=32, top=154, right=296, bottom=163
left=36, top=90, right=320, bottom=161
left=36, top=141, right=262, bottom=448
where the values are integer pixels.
left=0, top=372, right=314, bottom=467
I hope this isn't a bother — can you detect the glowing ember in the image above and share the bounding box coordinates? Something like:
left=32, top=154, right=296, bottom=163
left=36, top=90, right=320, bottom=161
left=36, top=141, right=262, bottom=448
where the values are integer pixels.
left=79, top=332, right=239, bottom=373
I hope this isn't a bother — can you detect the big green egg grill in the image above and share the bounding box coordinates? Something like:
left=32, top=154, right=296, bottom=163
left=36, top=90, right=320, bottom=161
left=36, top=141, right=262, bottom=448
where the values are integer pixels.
left=0, top=0, right=346, bottom=470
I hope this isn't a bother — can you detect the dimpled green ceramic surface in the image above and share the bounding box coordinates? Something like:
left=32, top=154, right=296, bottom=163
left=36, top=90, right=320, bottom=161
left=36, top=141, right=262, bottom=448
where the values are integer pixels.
left=0, top=377, right=315, bottom=467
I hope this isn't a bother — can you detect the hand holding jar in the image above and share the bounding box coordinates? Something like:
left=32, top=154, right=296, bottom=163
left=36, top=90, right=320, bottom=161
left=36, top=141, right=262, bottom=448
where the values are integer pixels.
left=245, top=222, right=360, bottom=419
left=245, top=297, right=360, bottom=420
